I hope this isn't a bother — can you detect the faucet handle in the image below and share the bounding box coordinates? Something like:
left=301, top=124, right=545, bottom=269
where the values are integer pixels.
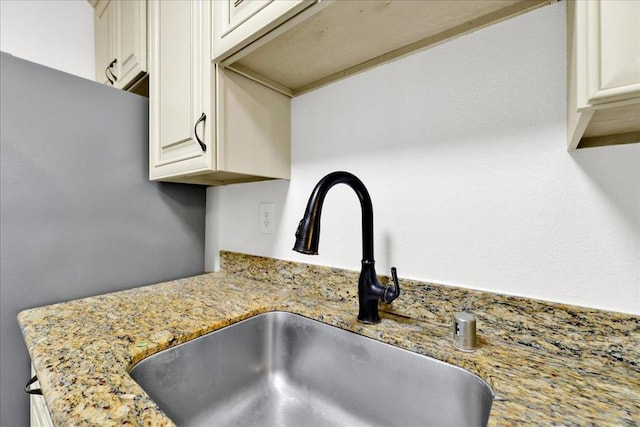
left=383, top=267, right=401, bottom=303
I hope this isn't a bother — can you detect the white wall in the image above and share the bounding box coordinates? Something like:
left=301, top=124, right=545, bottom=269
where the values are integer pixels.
left=0, top=0, right=94, bottom=80
left=207, top=2, right=639, bottom=315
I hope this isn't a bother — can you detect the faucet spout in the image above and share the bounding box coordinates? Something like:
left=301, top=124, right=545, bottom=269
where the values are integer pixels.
left=293, top=171, right=400, bottom=324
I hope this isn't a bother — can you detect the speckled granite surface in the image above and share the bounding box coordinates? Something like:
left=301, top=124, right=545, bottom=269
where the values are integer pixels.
left=18, top=251, right=640, bottom=426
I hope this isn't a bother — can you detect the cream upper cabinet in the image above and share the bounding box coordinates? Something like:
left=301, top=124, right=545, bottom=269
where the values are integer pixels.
left=567, top=0, right=640, bottom=149
left=90, top=0, right=147, bottom=90
left=149, top=0, right=291, bottom=185
left=212, top=0, right=313, bottom=62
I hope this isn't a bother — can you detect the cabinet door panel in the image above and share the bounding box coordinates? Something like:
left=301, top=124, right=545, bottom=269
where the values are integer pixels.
left=95, top=0, right=115, bottom=85
left=30, top=365, right=54, bottom=427
left=224, top=0, right=271, bottom=35
left=115, top=0, right=147, bottom=89
left=158, top=1, right=192, bottom=149
left=586, top=0, right=640, bottom=104
left=149, top=0, right=212, bottom=179
left=213, top=0, right=312, bottom=61
left=567, top=0, right=640, bottom=149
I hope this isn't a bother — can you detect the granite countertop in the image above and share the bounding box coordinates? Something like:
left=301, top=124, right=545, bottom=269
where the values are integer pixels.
left=18, top=251, right=640, bottom=426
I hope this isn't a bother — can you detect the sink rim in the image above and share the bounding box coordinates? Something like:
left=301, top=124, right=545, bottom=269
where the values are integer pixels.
left=129, top=310, right=495, bottom=426
left=129, top=310, right=494, bottom=392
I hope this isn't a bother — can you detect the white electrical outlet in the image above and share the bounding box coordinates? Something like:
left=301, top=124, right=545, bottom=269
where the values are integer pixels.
left=259, top=203, right=274, bottom=234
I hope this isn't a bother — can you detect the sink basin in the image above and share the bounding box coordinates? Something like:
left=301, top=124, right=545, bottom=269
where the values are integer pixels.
left=130, top=311, right=494, bottom=426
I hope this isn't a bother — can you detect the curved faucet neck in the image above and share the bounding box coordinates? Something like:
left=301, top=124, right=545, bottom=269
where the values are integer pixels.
left=297, top=171, right=374, bottom=262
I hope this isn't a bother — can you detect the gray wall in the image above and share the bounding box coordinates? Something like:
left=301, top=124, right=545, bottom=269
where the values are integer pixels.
left=0, top=53, right=206, bottom=426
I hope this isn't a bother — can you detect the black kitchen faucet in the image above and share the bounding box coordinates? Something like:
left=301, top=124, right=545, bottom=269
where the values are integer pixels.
left=293, top=171, right=400, bottom=324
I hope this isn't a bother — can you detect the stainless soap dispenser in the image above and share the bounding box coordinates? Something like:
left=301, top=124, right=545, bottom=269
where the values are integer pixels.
left=453, top=312, right=477, bottom=351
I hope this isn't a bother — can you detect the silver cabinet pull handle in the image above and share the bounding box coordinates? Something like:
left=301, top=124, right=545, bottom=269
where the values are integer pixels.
left=25, top=375, right=42, bottom=395
left=194, top=112, right=207, bottom=152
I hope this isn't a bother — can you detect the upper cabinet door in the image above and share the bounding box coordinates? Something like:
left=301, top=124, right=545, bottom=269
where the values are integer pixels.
left=212, top=0, right=313, bottom=61
left=148, top=0, right=213, bottom=180
left=115, top=0, right=147, bottom=90
left=91, top=0, right=147, bottom=90
left=94, top=0, right=116, bottom=85
left=582, top=0, right=640, bottom=106
left=567, top=0, right=640, bottom=149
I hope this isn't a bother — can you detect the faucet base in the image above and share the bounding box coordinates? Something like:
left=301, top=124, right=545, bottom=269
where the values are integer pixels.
left=357, top=316, right=381, bottom=325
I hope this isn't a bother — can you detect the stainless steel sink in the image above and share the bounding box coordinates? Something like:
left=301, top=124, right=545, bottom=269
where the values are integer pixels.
left=130, top=311, right=494, bottom=427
